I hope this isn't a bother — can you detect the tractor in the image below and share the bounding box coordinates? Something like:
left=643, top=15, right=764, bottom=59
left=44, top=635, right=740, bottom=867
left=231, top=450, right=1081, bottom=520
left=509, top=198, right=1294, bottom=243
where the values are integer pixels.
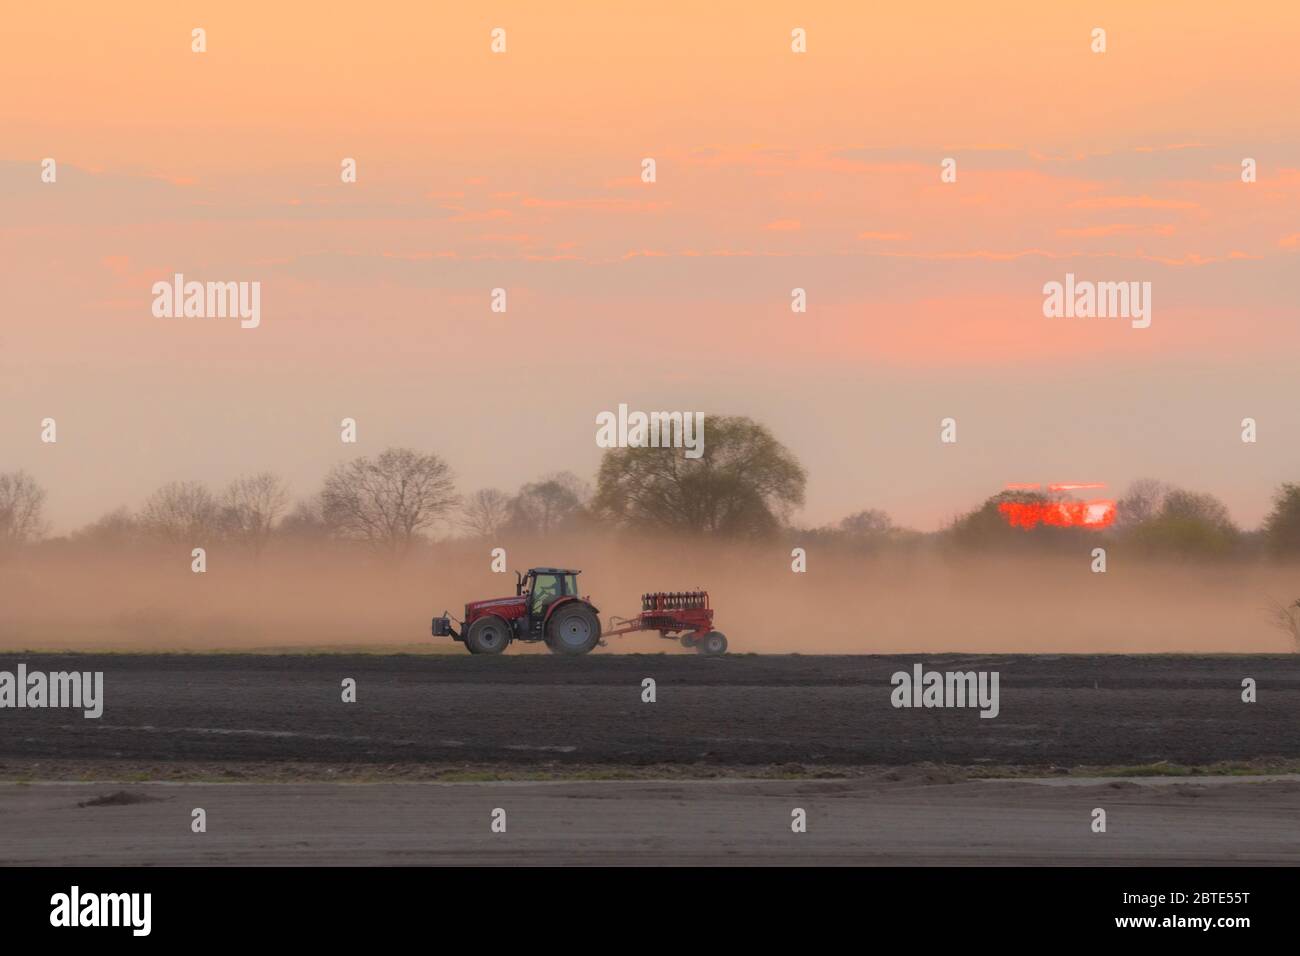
left=432, top=567, right=603, bottom=655
left=431, top=567, right=729, bottom=656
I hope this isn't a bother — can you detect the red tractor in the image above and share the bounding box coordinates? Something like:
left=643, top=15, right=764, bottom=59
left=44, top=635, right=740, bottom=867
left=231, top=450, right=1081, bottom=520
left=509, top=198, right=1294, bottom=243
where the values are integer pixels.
left=431, top=567, right=728, bottom=656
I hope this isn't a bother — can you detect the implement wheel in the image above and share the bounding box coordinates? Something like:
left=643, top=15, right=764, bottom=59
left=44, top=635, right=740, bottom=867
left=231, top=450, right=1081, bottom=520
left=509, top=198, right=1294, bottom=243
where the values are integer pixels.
left=697, top=631, right=728, bottom=656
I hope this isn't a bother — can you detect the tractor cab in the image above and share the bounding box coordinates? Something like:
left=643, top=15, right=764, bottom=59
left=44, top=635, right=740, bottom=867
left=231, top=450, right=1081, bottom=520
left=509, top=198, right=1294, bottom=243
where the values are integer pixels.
left=516, top=567, right=583, bottom=636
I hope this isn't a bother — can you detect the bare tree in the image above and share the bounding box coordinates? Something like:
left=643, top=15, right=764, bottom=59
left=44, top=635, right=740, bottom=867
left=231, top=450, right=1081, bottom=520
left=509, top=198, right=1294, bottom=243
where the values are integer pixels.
left=507, top=472, right=589, bottom=536
left=1116, top=478, right=1170, bottom=530
left=139, top=481, right=223, bottom=545
left=321, top=448, right=457, bottom=556
left=1266, top=597, right=1300, bottom=652
left=277, top=494, right=332, bottom=541
left=0, top=470, right=49, bottom=555
left=459, top=488, right=511, bottom=538
left=222, top=472, right=291, bottom=555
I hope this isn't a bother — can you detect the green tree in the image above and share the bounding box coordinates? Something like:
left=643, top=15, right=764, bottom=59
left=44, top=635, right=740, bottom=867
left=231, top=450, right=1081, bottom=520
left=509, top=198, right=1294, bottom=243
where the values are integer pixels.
left=1131, top=489, right=1238, bottom=557
left=1262, top=482, right=1300, bottom=557
left=592, top=416, right=806, bottom=538
left=839, top=508, right=894, bottom=538
left=947, top=489, right=1084, bottom=549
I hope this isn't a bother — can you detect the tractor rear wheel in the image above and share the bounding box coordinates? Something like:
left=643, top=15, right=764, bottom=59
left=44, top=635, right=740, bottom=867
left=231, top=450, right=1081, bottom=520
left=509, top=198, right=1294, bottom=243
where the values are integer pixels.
left=465, top=616, right=512, bottom=655
left=546, top=603, right=601, bottom=655
left=697, top=631, right=728, bottom=656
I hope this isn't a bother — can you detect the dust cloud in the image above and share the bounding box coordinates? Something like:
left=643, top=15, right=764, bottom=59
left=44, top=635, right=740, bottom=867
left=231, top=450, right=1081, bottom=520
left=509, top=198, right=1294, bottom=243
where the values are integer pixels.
left=1, top=534, right=1295, bottom=654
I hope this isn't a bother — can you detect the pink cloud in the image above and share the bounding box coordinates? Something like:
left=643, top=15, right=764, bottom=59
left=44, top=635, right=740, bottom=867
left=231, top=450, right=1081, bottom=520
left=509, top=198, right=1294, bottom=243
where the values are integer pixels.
left=446, top=208, right=511, bottom=223
left=1069, top=195, right=1199, bottom=210
left=1057, top=224, right=1176, bottom=238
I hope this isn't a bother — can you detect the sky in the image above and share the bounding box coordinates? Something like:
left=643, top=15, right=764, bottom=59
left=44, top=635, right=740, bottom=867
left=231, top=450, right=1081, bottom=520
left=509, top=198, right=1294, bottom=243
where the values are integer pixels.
left=2, top=1, right=1299, bottom=533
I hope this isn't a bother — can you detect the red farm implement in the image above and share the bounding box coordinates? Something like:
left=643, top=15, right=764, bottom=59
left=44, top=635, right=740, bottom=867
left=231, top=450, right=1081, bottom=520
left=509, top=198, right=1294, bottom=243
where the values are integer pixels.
left=605, top=590, right=727, bottom=655
left=431, top=568, right=728, bottom=656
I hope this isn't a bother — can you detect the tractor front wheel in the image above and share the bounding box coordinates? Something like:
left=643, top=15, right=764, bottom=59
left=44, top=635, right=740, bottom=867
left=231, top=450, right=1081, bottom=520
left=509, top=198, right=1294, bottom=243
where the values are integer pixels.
left=697, top=631, right=728, bottom=656
left=465, top=616, right=512, bottom=655
left=546, top=603, right=602, bottom=655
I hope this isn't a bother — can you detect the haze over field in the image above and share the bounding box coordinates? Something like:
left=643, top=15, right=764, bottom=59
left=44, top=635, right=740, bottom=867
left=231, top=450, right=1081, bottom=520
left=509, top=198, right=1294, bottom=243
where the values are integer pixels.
left=2, top=538, right=1296, bottom=654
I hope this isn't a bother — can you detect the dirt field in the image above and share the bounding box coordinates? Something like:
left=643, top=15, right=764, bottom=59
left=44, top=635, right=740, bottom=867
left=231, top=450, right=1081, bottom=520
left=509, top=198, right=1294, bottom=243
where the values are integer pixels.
left=3, top=776, right=1298, bottom=865
left=1, top=653, right=1296, bottom=775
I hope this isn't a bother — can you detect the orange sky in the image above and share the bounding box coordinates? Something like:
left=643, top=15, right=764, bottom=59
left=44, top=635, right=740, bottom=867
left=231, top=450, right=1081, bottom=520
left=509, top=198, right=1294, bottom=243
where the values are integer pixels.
left=2, top=1, right=1299, bottom=531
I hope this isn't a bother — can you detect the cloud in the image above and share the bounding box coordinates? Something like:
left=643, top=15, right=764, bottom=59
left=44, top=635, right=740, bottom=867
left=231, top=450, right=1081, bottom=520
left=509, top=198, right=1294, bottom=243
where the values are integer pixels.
left=520, top=196, right=668, bottom=212
left=1057, top=224, right=1176, bottom=238
left=475, top=233, right=536, bottom=244
left=445, top=208, right=512, bottom=223
left=1132, top=143, right=1206, bottom=153
left=1069, top=195, right=1199, bottom=210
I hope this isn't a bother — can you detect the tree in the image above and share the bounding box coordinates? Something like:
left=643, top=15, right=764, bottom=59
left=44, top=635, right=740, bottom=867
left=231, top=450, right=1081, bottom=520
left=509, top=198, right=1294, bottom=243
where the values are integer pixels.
left=1116, top=478, right=1170, bottom=530
left=506, top=472, right=589, bottom=536
left=947, top=489, right=1084, bottom=549
left=827, top=508, right=900, bottom=552
left=592, top=416, right=806, bottom=538
left=71, top=507, right=139, bottom=546
left=795, top=507, right=911, bottom=554
left=277, top=495, right=332, bottom=541
left=1266, top=597, right=1300, bottom=651
left=321, top=448, right=457, bottom=555
left=0, top=470, right=49, bottom=555
left=459, top=488, right=512, bottom=538
left=1262, top=482, right=1300, bottom=557
left=1160, top=489, right=1234, bottom=530
left=1131, top=488, right=1238, bottom=557
left=139, top=481, right=223, bottom=544
left=839, top=509, right=894, bottom=538
left=222, top=472, right=291, bottom=555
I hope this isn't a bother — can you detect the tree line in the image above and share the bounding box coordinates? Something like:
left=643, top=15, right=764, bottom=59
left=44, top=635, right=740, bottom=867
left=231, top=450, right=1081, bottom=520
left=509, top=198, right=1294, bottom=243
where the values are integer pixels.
left=2, top=414, right=1299, bottom=560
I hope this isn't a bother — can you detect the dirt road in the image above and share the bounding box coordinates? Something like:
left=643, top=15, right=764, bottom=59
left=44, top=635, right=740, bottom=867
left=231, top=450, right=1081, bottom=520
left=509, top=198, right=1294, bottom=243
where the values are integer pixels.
left=3, top=776, right=1297, bottom=865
